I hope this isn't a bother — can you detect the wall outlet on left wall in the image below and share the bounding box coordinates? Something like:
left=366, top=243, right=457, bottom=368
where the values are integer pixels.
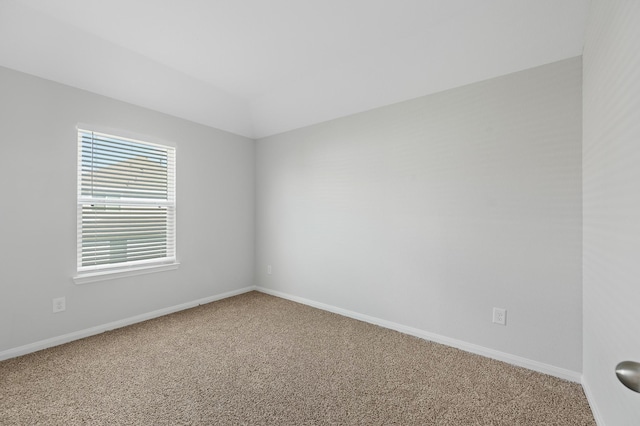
left=492, top=307, right=506, bottom=325
left=52, top=297, right=66, bottom=313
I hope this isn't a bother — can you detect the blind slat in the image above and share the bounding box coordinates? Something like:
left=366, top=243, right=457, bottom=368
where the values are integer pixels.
left=82, top=136, right=168, bottom=159
left=81, top=154, right=168, bottom=174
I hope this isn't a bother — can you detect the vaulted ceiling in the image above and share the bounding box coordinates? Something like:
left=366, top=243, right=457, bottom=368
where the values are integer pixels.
left=0, top=1, right=589, bottom=138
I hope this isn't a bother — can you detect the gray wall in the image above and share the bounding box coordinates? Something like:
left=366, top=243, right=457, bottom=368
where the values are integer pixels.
left=256, top=57, right=583, bottom=373
left=583, top=1, right=640, bottom=424
left=0, top=66, right=255, bottom=353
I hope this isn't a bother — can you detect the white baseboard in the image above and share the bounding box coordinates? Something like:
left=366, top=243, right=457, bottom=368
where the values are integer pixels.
left=581, top=376, right=605, bottom=426
left=0, top=285, right=257, bottom=362
left=2, top=284, right=583, bottom=384
left=256, top=286, right=582, bottom=383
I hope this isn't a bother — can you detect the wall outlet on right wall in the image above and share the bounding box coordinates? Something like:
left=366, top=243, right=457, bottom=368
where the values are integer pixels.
left=492, top=307, right=506, bottom=325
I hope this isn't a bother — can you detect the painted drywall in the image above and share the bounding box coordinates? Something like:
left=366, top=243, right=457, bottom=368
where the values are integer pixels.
left=582, top=1, right=640, bottom=424
left=256, top=57, right=583, bottom=373
left=0, top=66, right=255, bottom=354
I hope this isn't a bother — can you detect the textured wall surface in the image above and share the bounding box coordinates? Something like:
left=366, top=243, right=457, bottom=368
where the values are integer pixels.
left=583, top=1, right=640, bottom=424
left=0, top=66, right=255, bottom=354
left=256, top=58, right=583, bottom=373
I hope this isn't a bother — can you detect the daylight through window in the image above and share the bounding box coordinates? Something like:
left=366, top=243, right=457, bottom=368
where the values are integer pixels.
left=77, top=129, right=176, bottom=274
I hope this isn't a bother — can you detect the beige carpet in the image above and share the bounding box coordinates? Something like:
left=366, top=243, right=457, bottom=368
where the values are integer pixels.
left=1, top=291, right=594, bottom=425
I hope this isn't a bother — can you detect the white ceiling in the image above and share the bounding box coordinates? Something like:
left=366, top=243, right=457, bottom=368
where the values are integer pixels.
left=0, top=0, right=589, bottom=139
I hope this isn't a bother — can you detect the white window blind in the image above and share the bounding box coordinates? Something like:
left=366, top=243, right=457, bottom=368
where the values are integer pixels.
left=77, top=129, right=176, bottom=274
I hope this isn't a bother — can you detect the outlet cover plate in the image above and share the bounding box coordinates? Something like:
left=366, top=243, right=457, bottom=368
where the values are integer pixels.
left=493, top=307, right=506, bottom=325
left=53, top=297, right=66, bottom=313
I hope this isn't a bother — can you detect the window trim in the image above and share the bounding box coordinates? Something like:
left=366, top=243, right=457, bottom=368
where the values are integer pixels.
left=73, top=262, right=180, bottom=285
left=74, top=125, right=178, bottom=284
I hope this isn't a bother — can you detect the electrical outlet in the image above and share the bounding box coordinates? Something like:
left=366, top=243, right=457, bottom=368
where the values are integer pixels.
left=53, top=297, right=66, bottom=313
left=267, top=265, right=272, bottom=275
left=492, top=307, right=506, bottom=325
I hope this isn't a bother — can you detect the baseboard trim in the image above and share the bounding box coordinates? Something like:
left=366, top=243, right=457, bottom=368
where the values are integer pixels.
left=0, top=285, right=257, bottom=362
left=2, top=285, right=583, bottom=384
left=581, top=376, right=605, bottom=425
left=256, top=286, right=582, bottom=383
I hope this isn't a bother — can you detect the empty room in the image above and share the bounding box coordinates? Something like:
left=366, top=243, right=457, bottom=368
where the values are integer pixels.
left=0, top=0, right=638, bottom=424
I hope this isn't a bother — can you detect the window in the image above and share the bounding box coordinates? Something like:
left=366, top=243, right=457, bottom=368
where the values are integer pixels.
left=76, top=128, right=176, bottom=282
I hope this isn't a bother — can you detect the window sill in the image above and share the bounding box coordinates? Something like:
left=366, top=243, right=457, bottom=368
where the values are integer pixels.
left=74, top=262, right=180, bottom=285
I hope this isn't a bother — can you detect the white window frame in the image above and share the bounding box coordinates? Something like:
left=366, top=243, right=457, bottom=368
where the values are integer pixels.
left=74, top=126, right=178, bottom=284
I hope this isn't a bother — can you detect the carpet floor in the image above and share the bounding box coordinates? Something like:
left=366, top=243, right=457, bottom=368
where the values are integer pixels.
left=0, top=291, right=595, bottom=425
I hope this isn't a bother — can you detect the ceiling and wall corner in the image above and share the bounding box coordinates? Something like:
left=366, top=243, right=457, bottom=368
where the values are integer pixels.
left=0, top=0, right=589, bottom=139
